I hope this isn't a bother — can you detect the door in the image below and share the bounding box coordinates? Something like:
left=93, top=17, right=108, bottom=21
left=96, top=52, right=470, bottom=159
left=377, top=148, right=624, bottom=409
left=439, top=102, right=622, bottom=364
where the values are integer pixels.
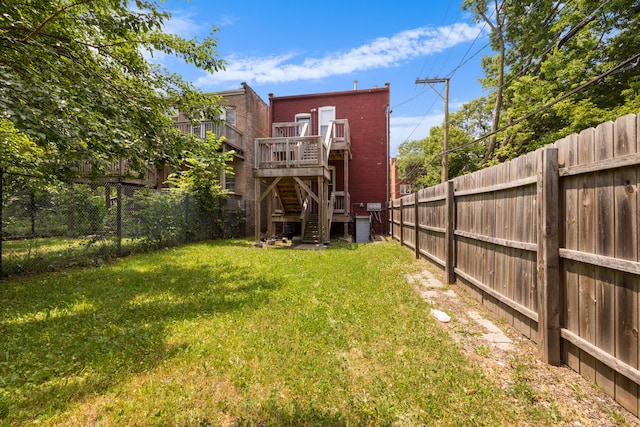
left=318, top=106, right=335, bottom=139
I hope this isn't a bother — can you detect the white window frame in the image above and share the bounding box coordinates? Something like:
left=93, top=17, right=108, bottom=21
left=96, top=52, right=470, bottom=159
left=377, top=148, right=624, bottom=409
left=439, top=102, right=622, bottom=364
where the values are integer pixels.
left=318, top=106, right=335, bottom=139
left=294, top=113, right=311, bottom=136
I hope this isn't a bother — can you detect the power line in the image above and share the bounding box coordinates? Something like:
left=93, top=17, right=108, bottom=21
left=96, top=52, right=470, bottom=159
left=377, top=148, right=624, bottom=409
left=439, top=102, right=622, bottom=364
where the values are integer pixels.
left=398, top=96, right=440, bottom=144
left=390, top=87, right=430, bottom=110
left=416, top=78, right=450, bottom=182
left=419, top=0, right=457, bottom=80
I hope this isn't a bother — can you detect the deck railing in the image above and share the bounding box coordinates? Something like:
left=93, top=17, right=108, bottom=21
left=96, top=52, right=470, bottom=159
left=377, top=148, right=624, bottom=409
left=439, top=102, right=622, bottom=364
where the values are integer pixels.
left=272, top=122, right=309, bottom=137
left=76, top=159, right=158, bottom=186
left=330, top=119, right=350, bottom=151
left=175, top=120, right=244, bottom=153
left=255, top=119, right=352, bottom=170
left=332, top=191, right=346, bottom=214
left=255, top=136, right=326, bottom=169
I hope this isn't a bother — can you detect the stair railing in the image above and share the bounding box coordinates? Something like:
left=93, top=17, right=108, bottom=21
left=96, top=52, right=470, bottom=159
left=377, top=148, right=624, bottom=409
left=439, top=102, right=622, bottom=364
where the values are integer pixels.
left=327, top=193, right=336, bottom=238
left=300, top=195, right=310, bottom=238
left=323, top=121, right=335, bottom=165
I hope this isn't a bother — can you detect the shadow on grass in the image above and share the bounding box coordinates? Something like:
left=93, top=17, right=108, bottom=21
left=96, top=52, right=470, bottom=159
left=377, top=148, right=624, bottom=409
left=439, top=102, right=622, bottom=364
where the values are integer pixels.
left=0, top=254, right=283, bottom=423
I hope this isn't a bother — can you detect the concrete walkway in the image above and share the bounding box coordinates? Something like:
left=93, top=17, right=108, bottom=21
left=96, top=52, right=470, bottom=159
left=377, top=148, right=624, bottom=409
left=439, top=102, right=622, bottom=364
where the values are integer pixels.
left=405, top=269, right=512, bottom=352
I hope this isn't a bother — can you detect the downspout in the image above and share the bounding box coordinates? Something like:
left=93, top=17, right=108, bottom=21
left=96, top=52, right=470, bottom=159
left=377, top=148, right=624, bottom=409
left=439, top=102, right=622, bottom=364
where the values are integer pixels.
left=385, top=102, right=391, bottom=235
left=268, top=93, right=274, bottom=137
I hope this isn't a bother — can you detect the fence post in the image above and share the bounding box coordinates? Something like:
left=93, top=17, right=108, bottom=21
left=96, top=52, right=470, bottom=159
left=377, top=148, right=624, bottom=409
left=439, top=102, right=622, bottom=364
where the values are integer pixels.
left=537, top=147, right=561, bottom=365
left=445, top=180, right=456, bottom=284
left=0, top=167, right=3, bottom=278
left=116, top=183, right=122, bottom=257
left=387, top=201, right=393, bottom=239
left=399, top=197, right=404, bottom=246
left=414, top=192, right=420, bottom=259
left=185, top=193, right=190, bottom=243
left=30, top=192, right=35, bottom=237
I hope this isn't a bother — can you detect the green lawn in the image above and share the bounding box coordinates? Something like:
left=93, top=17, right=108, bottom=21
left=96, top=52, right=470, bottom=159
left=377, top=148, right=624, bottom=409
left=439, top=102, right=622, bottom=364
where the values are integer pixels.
left=1, top=236, right=166, bottom=277
left=0, top=239, right=559, bottom=426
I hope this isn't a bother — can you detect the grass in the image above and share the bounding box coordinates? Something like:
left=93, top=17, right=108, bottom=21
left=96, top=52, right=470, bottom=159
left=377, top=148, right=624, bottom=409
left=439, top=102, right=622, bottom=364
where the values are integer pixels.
left=1, top=236, right=119, bottom=276
left=0, top=239, right=563, bottom=426
left=1, top=236, right=177, bottom=278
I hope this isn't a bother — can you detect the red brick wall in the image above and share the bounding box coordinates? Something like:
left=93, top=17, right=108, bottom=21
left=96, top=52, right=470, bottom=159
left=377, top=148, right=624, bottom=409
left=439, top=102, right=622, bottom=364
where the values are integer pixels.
left=270, top=86, right=390, bottom=234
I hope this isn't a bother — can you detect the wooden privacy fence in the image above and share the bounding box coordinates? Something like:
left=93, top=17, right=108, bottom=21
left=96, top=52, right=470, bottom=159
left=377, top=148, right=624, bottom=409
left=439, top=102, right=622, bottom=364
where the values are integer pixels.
left=390, top=112, right=640, bottom=417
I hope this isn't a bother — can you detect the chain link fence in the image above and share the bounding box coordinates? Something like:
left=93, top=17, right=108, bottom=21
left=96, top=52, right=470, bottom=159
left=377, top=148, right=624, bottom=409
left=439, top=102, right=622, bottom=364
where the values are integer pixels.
left=1, top=174, right=245, bottom=278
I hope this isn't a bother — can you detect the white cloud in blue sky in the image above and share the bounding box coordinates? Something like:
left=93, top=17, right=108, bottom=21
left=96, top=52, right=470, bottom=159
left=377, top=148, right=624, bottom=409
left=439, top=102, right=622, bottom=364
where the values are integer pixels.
left=162, top=11, right=209, bottom=38
left=156, top=5, right=490, bottom=155
left=197, top=22, right=486, bottom=86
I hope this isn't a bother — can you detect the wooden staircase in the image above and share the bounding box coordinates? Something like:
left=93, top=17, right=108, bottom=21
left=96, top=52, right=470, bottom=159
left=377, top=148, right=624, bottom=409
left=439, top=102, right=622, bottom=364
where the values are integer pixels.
left=275, top=178, right=302, bottom=215
left=303, top=214, right=320, bottom=243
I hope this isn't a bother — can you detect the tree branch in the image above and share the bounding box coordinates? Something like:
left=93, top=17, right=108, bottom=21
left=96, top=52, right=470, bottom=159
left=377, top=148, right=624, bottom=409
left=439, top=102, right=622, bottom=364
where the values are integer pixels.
left=22, top=0, right=94, bottom=42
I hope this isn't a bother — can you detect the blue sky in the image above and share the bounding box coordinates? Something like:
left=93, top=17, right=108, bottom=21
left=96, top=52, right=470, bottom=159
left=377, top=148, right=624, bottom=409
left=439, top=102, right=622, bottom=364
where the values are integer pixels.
left=156, top=1, right=493, bottom=156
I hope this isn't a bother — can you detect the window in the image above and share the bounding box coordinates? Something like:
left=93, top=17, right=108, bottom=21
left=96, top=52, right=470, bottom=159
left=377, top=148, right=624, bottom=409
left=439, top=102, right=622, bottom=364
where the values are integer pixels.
left=295, top=113, right=311, bottom=136
left=223, top=166, right=236, bottom=193
left=400, top=184, right=411, bottom=195
left=318, top=106, right=335, bottom=138
left=221, top=107, right=237, bottom=127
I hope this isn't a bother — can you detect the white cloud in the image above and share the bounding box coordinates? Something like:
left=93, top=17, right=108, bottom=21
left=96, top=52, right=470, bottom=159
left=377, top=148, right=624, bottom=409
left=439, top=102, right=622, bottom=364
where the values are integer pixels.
left=198, top=22, right=486, bottom=86
left=163, top=11, right=209, bottom=39
left=390, top=114, right=444, bottom=157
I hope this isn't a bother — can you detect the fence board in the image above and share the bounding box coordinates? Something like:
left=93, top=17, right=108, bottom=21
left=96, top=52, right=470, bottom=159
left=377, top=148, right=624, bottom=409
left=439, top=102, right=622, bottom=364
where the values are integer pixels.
left=559, top=133, right=581, bottom=372
left=577, top=127, right=597, bottom=382
left=504, top=160, right=517, bottom=324
left=594, top=120, right=617, bottom=397
left=493, top=162, right=508, bottom=322
left=524, top=151, right=538, bottom=339
left=474, top=169, right=491, bottom=313
left=614, top=114, right=639, bottom=413
left=496, top=160, right=508, bottom=309
left=512, top=155, right=528, bottom=335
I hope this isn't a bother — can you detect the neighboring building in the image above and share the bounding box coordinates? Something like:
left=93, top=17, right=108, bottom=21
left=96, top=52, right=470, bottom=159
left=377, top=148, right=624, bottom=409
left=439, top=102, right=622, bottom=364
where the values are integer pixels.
left=175, top=82, right=269, bottom=236
left=253, top=84, right=391, bottom=243
left=390, top=157, right=411, bottom=200
left=74, top=82, right=269, bottom=237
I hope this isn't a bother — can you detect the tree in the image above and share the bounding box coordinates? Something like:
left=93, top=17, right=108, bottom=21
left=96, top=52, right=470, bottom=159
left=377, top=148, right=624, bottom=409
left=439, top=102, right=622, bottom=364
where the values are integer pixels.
left=463, top=0, right=640, bottom=162
left=462, top=0, right=507, bottom=162
left=167, top=131, right=234, bottom=211
left=0, top=0, right=225, bottom=179
left=397, top=106, right=486, bottom=189
left=0, top=119, right=52, bottom=193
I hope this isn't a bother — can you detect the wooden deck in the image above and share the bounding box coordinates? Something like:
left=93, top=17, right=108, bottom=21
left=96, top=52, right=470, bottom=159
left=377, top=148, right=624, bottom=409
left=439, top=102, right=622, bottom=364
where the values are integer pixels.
left=175, top=120, right=244, bottom=158
left=74, top=158, right=161, bottom=187
left=253, top=120, right=352, bottom=243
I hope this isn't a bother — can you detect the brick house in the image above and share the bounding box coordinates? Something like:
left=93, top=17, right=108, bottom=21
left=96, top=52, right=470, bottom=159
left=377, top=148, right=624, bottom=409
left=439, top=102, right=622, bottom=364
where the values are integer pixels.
left=175, top=82, right=269, bottom=236
left=390, top=157, right=411, bottom=200
left=253, top=84, right=391, bottom=243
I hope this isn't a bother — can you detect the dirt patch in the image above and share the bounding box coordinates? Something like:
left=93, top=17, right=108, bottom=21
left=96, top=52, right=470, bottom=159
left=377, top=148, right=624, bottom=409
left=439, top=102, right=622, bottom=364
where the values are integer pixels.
left=406, top=262, right=639, bottom=426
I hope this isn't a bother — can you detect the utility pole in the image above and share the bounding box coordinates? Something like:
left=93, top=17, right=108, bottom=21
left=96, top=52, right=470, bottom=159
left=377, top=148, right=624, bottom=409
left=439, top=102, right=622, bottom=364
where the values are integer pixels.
left=415, top=77, right=450, bottom=182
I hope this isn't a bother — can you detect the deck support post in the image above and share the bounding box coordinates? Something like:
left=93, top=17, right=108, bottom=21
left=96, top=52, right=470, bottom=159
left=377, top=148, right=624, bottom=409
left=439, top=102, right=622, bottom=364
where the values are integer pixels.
left=267, top=187, right=274, bottom=237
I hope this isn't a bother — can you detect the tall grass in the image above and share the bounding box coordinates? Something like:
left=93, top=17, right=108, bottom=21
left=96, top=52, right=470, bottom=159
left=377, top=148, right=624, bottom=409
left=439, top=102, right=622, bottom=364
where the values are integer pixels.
left=0, top=240, right=558, bottom=426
